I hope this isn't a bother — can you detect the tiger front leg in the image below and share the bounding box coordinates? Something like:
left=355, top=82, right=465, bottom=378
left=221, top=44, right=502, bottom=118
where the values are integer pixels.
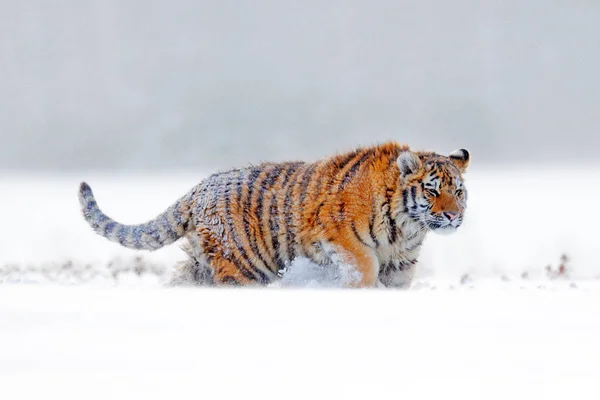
left=378, top=261, right=416, bottom=289
left=322, top=238, right=379, bottom=288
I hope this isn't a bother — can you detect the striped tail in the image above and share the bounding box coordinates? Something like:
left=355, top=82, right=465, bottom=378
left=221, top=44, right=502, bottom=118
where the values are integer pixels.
left=78, top=182, right=193, bottom=251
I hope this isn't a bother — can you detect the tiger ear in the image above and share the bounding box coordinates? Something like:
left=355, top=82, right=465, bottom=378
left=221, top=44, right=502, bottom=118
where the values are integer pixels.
left=449, top=149, right=470, bottom=172
left=397, top=150, right=422, bottom=176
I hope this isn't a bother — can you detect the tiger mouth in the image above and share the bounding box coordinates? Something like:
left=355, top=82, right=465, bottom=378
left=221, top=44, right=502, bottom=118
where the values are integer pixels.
left=428, top=221, right=460, bottom=232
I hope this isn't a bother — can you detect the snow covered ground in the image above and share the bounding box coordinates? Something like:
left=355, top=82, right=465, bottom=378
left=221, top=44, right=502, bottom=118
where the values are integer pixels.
left=1, top=168, right=600, bottom=399
left=2, top=286, right=600, bottom=399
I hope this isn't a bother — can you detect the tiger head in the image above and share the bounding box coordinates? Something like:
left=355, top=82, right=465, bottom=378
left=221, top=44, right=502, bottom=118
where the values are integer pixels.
left=397, top=148, right=470, bottom=234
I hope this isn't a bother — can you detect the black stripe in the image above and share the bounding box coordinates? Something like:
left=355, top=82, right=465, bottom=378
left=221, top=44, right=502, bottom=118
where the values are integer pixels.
left=85, top=199, right=97, bottom=214
left=298, top=164, right=317, bottom=205
left=338, top=149, right=374, bottom=191
left=402, top=189, right=409, bottom=213
left=314, top=201, right=325, bottom=228
left=428, top=222, right=442, bottom=230
left=268, top=190, right=282, bottom=269
left=223, top=175, right=264, bottom=282
left=320, top=151, right=364, bottom=232
left=351, top=222, right=370, bottom=247
left=160, top=214, right=181, bottom=242
left=94, top=212, right=109, bottom=226
left=104, top=221, right=116, bottom=236
left=118, top=225, right=128, bottom=246
left=242, top=166, right=273, bottom=276
left=256, top=165, right=281, bottom=273
left=234, top=170, right=270, bottom=283
left=334, top=150, right=361, bottom=169
left=306, top=167, right=326, bottom=235
left=406, top=230, right=420, bottom=241
left=236, top=173, right=244, bottom=202
left=368, top=214, right=379, bottom=247
left=337, top=201, right=345, bottom=222
left=384, top=189, right=398, bottom=244
left=297, top=164, right=318, bottom=259
left=224, top=209, right=257, bottom=280
left=282, top=164, right=303, bottom=187
left=297, top=163, right=320, bottom=255
left=380, top=261, right=393, bottom=274
left=326, top=150, right=361, bottom=193
left=399, top=260, right=417, bottom=271
left=131, top=226, right=142, bottom=249
left=410, top=186, right=417, bottom=211
left=199, top=236, right=212, bottom=261
left=326, top=151, right=369, bottom=229
left=282, top=167, right=304, bottom=261
left=312, top=163, right=325, bottom=198
left=405, top=240, right=423, bottom=252
left=151, top=219, right=166, bottom=245
left=270, top=165, right=299, bottom=270
left=208, top=168, right=241, bottom=181
left=220, top=276, right=240, bottom=286
left=382, top=259, right=415, bottom=273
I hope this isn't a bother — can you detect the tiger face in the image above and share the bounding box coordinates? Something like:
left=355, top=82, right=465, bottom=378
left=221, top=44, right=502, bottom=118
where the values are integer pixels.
left=397, top=148, right=470, bottom=234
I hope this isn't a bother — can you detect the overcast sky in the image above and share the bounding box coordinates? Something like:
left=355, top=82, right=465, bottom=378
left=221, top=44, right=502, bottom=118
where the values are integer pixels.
left=1, top=0, right=599, bottom=172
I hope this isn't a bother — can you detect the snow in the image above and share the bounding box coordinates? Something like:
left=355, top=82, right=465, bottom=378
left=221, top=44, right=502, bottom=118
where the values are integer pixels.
left=1, top=286, right=600, bottom=400
left=2, top=168, right=600, bottom=398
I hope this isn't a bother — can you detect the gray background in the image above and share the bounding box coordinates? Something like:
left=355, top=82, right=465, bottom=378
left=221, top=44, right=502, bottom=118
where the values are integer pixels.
left=1, top=0, right=598, bottom=172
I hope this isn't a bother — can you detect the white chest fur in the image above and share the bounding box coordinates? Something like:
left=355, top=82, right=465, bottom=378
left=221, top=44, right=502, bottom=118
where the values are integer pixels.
left=376, top=215, right=427, bottom=268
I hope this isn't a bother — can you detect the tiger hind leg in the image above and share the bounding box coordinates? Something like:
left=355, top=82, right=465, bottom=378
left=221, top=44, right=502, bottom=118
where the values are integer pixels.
left=167, top=241, right=214, bottom=286
left=210, top=257, right=256, bottom=286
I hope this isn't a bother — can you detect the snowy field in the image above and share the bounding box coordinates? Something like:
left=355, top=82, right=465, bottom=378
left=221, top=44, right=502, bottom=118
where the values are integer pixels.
left=1, top=168, right=600, bottom=399
left=2, top=286, right=600, bottom=399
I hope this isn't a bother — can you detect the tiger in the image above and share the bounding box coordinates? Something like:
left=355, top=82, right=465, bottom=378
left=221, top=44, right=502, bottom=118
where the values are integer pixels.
left=78, top=141, right=470, bottom=288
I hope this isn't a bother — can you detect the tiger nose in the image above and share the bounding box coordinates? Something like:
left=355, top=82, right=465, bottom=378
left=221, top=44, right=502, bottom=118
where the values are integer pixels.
left=444, top=211, right=459, bottom=221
